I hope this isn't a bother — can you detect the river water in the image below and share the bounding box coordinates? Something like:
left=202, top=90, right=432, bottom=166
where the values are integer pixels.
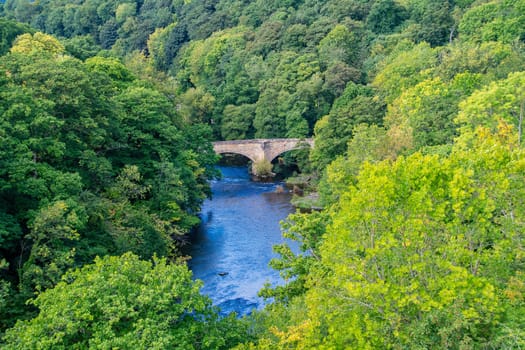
left=184, top=166, right=295, bottom=316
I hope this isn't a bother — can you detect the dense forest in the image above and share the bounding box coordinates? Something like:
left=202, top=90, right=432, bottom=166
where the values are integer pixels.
left=0, top=0, right=524, bottom=348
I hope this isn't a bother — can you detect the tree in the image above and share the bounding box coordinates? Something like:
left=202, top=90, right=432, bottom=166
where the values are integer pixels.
left=266, top=128, right=525, bottom=348
left=318, top=123, right=389, bottom=205
left=404, top=0, right=454, bottom=46
left=252, top=51, right=325, bottom=138
left=147, top=23, right=189, bottom=71
left=372, top=42, right=438, bottom=103
left=247, top=20, right=283, bottom=56
left=310, top=82, right=385, bottom=170
left=435, top=41, right=523, bottom=82
left=458, top=0, right=525, bottom=44
left=260, top=211, right=329, bottom=303
left=385, top=75, right=480, bottom=150
left=0, top=36, right=218, bottom=332
left=366, top=0, right=407, bottom=34
left=0, top=18, right=33, bottom=55
left=221, top=104, right=256, bottom=140
left=99, top=18, right=119, bottom=49
left=176, top=87, right=216, bottom=125
left=280, top=23, right=308, bottom=50
left=4, top=253, right=247, bottom=349
left=115, top=2, right=137, bottom=24
left=320, top=0, right=372, bottom=22
left=456, top=71, right=525, bottom=145
left=19, top=199, right=85, bottom=295
left=10, top=32, right=64, bottom=55
left=318, top=24, right=360, bottom=66
left=323, top=61, right=362, bottom=96
left=62, top=35, right=101, bottom=61
left=253, top=87, right=286, bottom=138
left=85, top=56, right=135, bottom=87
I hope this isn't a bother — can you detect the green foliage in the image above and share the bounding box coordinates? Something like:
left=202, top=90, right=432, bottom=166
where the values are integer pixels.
left=404, top=0, right=455, bottom=46
left=459, top=0, right=525, bottom=44
left=62, top=35, right=101, bottom=61
left=0, top=18, right=33, bottom=55
left=253, top=86, right=286, bottom=138
left=456, top=71, right=525, bottom=145
left=2, top=0, right=378, bottom=145
left=260, top=211, right=328, bottom=303
left=4, top=253, right=247, bottom=349
left=0, top=38, right=217, bottom=331
left=252, top=159, right=273, bottom=177
left=385, top=75, right=478, bottom=150
left=10, top=31, right=64, bottom=55
left=20, top=200, right=85, bottom=295
left=115, top=2, right=137, bottom=24
left=221, top=104, right=256, bottom=140
left=176, top=87, right=216, bottom=125
left=147, top=23, right=189, bottom=71
left=366, top=0, right=407, bottom=34
left=318, top=24, right=360, bottom=66
left=85, top=56, right=135, bottom=85
left=318, top=123, right=389, bottom=205
left=310, top=82, right=385, bottom=170
left=0, top=0, right=391, bottom=145
left=435, top=41, right=524, bottom=82
left=3, top=0, right=525, bottom=346
left=255, top=130, right=525, bottom=348
left=372, top=41, right=438, bottom=103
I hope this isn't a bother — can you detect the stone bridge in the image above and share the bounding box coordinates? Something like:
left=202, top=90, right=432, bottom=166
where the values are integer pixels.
left=212, top=138, right=314, bottom=163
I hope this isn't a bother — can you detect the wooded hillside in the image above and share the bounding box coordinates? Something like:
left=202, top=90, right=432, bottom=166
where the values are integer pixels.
left=1, top=0, right=524, bottom=348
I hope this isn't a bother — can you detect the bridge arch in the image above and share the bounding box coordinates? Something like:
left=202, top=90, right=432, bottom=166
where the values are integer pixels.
left=213, top=149, right=257, bottom=163
left=264, top=139, right=315, bottom=163
left=212, top=138, right=314, bottom=164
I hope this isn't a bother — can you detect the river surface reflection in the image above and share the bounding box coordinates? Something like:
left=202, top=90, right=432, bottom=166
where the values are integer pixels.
left=184, top=166, right=295, bottom=316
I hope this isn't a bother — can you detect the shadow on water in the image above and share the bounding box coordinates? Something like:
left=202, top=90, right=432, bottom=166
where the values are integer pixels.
left=183, top=166, right=296, bottom=316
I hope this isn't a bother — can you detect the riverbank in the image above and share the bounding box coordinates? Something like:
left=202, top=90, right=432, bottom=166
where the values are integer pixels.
left=285, top=174, right=323, bottom=211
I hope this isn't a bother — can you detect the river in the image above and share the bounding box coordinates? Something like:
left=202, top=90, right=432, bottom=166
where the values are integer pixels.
left=184, top=166, right=295, bottom=316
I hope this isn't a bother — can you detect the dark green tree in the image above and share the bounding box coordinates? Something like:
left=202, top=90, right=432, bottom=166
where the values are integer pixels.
left=310, top=82, right=385, bottom=170
left=0, top=18, right=33, bottom=55
left=366, top=0, right=407, bottom=34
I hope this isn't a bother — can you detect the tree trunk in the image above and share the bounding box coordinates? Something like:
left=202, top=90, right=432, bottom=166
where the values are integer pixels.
left=519, top=100, right=523, bottom=145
